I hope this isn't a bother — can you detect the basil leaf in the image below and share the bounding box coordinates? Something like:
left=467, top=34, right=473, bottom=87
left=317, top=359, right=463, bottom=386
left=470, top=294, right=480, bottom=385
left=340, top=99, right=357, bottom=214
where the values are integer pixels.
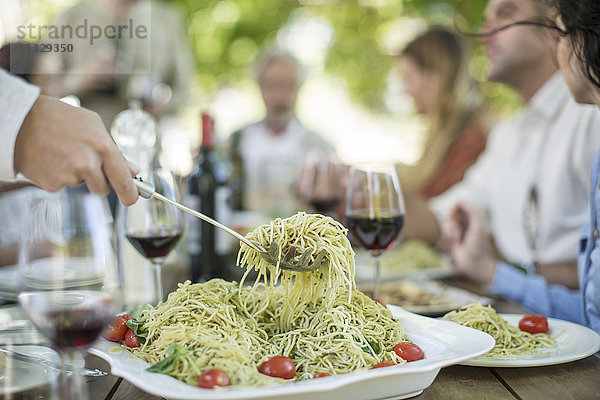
left=147, top=343, right=188, bottom=373
left=147, top=355, right=177, bottom=373
left=128, top=303, right=150, bottom=320
left=369, top=340, right=381, bottom=354
left=361, top=340, right=381, bottom=355
left=126, top=319, right=148, bottom=337
left=166, top=343, right=183, bottom=356
left=126, top=318, right=148, bottom=344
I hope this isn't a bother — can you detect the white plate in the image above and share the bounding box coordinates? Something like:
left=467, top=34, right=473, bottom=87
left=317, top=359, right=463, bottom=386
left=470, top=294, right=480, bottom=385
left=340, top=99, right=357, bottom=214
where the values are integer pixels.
left=0, top=345, right=58, bottom=395
left=358, top=280, right=492, bottom=317
left=0, top=265, right=19, bottom=301
left=0, top=305, right=45, bottom=345
left=90, top=305, right=494, bottom=400
left=460, top=314, right=600, bottom=367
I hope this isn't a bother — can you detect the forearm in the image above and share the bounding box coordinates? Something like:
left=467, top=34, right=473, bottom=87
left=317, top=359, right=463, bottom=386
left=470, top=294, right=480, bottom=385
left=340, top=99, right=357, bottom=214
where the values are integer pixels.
left=491, top=262, right=584, bottom=323
left=535, top=261, right=579, bottom=290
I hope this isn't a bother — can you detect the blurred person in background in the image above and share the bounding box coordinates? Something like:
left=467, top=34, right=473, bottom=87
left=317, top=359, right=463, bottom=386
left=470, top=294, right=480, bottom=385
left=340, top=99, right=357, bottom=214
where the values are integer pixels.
left=450, top=0, right=600, bottom=331
left=228, top=51, right=335, bottom=218
left=402, top=0, right=600, bottom=295
left=395, top=27, right=489, bottom=199
left=36, top=0, right=194, bottom=127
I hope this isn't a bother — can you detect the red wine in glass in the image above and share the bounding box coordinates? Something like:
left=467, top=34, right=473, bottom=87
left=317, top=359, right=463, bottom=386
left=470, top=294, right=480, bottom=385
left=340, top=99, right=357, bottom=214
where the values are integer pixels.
left=19, top=290, right=113, bottom=352
left=346, top=213, right=404, bottom=255
left=126, top=229, right=183, bottom=260
left=310, top=197, right=342, bottom=213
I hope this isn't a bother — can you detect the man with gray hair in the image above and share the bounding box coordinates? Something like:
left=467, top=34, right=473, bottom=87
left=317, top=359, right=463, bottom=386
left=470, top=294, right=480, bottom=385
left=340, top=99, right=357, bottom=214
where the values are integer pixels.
left=229, top=51, right=334, bottom=217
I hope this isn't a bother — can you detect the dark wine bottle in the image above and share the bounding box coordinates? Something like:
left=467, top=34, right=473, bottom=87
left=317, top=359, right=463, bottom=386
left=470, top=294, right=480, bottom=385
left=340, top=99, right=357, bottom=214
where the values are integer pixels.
left=186, top=112, right=231, bottom=281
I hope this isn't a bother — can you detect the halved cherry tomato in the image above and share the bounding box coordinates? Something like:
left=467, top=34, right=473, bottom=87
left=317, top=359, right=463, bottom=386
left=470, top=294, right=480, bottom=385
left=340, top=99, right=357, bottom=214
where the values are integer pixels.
left=372, top=360, right=396, bottom=369
left=102, top=314, right=132, bottom=342
left=124, top=328, right=141, bottom=348
left=197, top=368, right=230, bottom=389
left=313, top=372, right=331, bottom=378
left=258, top=356, right=296, bottom=379
left=393, top=342, right=424, bottom=362
left=519, top=315, right=549, bottom=334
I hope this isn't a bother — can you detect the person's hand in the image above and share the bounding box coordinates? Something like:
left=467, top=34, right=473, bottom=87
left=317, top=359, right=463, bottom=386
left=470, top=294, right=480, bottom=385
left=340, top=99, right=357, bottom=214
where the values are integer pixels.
left=444, top=203, right=497, bottom=285
left=13, top=95, right=139, bottom=206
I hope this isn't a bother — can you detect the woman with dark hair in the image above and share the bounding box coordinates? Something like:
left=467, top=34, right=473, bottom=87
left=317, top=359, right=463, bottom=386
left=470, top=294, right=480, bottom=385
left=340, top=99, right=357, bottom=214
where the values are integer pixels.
left=553, top=0, right=600, bottom=332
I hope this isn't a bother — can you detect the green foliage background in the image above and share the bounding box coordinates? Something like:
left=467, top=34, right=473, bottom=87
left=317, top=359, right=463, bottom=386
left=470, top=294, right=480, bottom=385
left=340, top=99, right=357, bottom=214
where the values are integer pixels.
left=23, top=0, right=520, bottom=114
left=171, top=0, right=519, bottom=113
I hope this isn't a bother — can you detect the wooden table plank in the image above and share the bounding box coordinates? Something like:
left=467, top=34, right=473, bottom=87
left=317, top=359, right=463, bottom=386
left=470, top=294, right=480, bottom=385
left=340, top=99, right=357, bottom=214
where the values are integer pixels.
left=84, top=356, right=121, bottom=400
left=493, top=354, right=600, bottom=400
left=415, top=365, right=517, bottom=399
left=111, top=380, right=165, bottom=400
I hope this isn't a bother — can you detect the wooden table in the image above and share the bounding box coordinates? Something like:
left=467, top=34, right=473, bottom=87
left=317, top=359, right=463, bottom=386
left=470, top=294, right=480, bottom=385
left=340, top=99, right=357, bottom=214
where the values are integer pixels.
left=10, top=275, right=600, bottom=399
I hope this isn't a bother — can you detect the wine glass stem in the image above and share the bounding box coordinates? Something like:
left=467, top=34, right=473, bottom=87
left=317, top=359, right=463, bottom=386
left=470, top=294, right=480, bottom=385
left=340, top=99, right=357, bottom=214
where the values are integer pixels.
left=55, top=351, right=88, bottom=400
left=153, top=262, right=163, bottom=304
left=372, top=255, right=381, bottom=300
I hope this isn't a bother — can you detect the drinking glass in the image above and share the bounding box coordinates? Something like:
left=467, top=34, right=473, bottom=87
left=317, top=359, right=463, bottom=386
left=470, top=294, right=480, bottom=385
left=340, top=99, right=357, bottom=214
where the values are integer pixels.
left=345, top=164, right=405, bottom=300
left=18, top=192, right=121, bottom=400
left=123, top=169, right=184, bottom=303
left=297, top=149, right=344, bottom=214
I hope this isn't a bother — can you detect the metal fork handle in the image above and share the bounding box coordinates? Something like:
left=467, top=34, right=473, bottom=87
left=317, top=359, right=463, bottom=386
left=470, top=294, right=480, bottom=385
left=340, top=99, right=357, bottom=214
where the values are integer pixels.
left=133, top=177, right=265, bottom=253
left=0, top=347, right=108, bottom=377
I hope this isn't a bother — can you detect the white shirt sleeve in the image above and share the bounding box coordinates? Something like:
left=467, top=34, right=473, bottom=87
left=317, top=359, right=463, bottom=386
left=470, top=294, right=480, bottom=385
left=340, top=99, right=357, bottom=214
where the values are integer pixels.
left=0, top=70, right=41, bottom=180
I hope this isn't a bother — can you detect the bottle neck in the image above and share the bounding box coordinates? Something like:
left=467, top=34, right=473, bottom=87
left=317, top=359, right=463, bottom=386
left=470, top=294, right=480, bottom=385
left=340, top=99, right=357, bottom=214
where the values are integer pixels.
left=201, top=113, right=214, bottom=148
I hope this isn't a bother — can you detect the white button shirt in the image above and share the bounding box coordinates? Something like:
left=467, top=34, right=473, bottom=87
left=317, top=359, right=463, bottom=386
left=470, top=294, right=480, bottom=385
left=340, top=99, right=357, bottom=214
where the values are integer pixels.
left=430, top=73, right=600, bottom=264
left=238, top=118, right=333, bottom=217
left=0, top=70, right=40, bottom=180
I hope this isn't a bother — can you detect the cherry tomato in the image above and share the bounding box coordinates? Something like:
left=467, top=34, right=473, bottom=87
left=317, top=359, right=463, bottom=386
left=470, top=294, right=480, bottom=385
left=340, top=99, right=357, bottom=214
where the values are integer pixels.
left=374, top=299, right=387, bottom=308
left=124, top=328, right=141, bottom=348
left=197, top=368, right=230, bottom=389
left=313, top=372, right=331, bottom=378
left=519, top=315, right=549, bottom=334
left=258, top=356, right=296, bottom=379
left=372, top=360, right=396, bottom=369
left=102, top=314, right=132, bottom=342
left=393, top=342, right=424, bottom=362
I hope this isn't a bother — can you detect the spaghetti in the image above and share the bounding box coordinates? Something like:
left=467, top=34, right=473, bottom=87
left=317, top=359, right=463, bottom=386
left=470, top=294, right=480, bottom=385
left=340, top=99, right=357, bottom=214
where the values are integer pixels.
left=128, top=212, right=409, bottom=387
left=443, top=304, right=556, bottom=358
left=237, top=212, right=356, bottom=304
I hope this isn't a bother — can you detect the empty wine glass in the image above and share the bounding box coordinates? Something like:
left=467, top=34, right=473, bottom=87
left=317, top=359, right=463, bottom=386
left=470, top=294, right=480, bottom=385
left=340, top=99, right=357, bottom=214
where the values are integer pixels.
left=345, top=164, right=405, bottom=300
left=18, top=192, right=121, bottom=400
left=297, top=149, right=344, bottom=214
left=122, top=169, right=184, bottom=304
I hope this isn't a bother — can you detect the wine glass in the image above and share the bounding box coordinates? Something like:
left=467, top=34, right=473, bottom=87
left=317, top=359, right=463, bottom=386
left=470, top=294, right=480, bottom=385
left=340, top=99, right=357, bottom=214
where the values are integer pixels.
left=297, top=149, right=344, bottom=214
left=345, top=164, right=405, bottom=300
left=18, top=192, right=121, bottom=400
left=123, top=169, right=184, bottom=303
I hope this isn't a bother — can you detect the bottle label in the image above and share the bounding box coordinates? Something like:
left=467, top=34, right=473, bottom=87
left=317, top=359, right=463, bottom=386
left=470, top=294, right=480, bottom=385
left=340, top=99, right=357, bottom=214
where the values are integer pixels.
left=215, top=186, right=232, bottom=255
left=185, top=194, right=201, bottom=255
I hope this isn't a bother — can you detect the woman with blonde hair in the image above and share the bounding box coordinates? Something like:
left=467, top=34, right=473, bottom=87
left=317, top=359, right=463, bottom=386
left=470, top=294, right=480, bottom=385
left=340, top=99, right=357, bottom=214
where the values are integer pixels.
left=396, top=27, right=489, bottom=198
